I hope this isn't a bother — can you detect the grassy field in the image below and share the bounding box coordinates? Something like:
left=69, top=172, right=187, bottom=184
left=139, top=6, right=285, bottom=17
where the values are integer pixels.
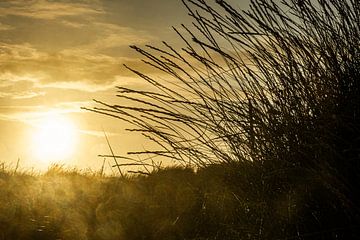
left=1, top=162, right=358, bottom=240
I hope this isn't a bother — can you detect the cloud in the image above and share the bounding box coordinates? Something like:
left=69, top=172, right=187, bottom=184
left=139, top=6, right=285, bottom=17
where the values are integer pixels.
left=0, top=100, right=90, bottom=122
left=0, top=42, right=45, bottom=60
left=0, top=1, right=158, bottom=90
left=0, top=42, right=143, bottom=88
left=59, top=22, right=155, bottom=52
left=0, top=90, right=45, bottom=100
left=91, top=30, right=151, bottom=50
left=60, top=20, right=86, bottom=28
left=0, top=23, right=13, bottom=31
left=0, top=74, right=46, bottom=100
left=0, top=0, right=103, bottom=20
left=0, top=40, right=170, bottom=106
left=38, top=76, right=140, bottom=92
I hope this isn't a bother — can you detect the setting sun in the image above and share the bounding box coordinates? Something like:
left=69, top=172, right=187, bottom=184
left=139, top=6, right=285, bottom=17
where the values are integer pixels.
left=32, top=114, right=77, bottom=163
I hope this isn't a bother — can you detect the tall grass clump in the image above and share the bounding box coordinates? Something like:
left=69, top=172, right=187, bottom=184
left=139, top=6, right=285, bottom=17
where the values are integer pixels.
left=86, top=0, right=360, bottom=238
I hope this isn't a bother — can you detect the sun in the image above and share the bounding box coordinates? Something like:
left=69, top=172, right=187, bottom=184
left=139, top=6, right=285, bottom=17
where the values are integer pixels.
left=32, top=114, right=77, bottom=163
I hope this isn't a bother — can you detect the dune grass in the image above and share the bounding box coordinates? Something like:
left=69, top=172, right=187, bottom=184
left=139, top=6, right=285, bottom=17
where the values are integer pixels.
left=83, top=0, right=360, bottom=238
left=1, top=162, right=358, bottom=240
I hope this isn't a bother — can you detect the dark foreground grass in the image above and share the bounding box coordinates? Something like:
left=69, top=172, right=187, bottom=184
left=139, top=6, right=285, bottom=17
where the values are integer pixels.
left=81, top=0, right=360, bottom=238
left=1, top=163, right=358, bottom=240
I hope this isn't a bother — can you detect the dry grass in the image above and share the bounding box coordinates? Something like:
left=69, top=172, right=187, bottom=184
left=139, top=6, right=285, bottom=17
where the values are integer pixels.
left=84, top=0, right=360, bottom=238
left=1, top=163, right=358, bottom=239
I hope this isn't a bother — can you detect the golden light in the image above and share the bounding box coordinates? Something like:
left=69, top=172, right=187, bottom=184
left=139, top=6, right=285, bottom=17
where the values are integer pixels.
left=32, top=114, right=77, bottom=163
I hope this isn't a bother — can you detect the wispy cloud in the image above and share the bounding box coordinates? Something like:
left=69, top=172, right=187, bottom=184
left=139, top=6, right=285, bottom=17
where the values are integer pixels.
left=38, top=76, right=140, bottom=92
left=0, top=42, right=145, bottom=91
left=0, top=90, right=45, bottom=100
left=0, top=100, right=90, bottom=122
left=0, top=22, right=13, bottom=31
left=60, top=19, right=86, bottom=28
left=90, top=22, right=156, bottom=49
left=0, top=0, right=103, bottom=20
left=0, top=75, right=45, bottom=100
left=0, top=42, right=45, bottom=60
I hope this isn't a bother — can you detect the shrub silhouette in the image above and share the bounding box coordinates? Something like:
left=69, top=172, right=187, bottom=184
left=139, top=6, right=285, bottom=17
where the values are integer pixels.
left=85, top=0, right=360, bottom=238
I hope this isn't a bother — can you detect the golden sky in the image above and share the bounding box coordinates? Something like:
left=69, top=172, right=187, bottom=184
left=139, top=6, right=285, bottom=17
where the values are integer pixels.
left=0, top=0, right=248, bottom=172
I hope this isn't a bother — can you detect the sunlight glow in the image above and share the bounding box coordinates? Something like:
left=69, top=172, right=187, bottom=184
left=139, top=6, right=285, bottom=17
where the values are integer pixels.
left=32, top=114, right=77, bottom=163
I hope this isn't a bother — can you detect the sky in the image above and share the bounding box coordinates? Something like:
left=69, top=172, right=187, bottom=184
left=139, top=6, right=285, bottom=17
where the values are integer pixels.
left=0, top=0, right=249, bottom=172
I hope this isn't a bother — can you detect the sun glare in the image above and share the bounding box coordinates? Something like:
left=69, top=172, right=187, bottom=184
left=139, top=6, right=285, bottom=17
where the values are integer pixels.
left=32, top=114, right=77, bottom=163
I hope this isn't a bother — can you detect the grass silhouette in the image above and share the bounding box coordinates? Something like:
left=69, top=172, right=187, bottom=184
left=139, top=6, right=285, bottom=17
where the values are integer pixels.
left=84, top=0, right=360, bottom=238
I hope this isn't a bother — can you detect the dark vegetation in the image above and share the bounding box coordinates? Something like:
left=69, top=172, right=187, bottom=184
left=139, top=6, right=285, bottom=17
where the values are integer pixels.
left=1, top=162, right=359, bottom=240
left=1, top=163, right=357, bottom=240
left=1, top=0, right=360, bottom=239
left=86, top=0, right=360, bottom=238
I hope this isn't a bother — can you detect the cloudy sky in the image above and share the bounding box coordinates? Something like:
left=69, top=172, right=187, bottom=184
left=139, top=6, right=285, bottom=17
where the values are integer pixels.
left=0, top=0, right=249, bottom=172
